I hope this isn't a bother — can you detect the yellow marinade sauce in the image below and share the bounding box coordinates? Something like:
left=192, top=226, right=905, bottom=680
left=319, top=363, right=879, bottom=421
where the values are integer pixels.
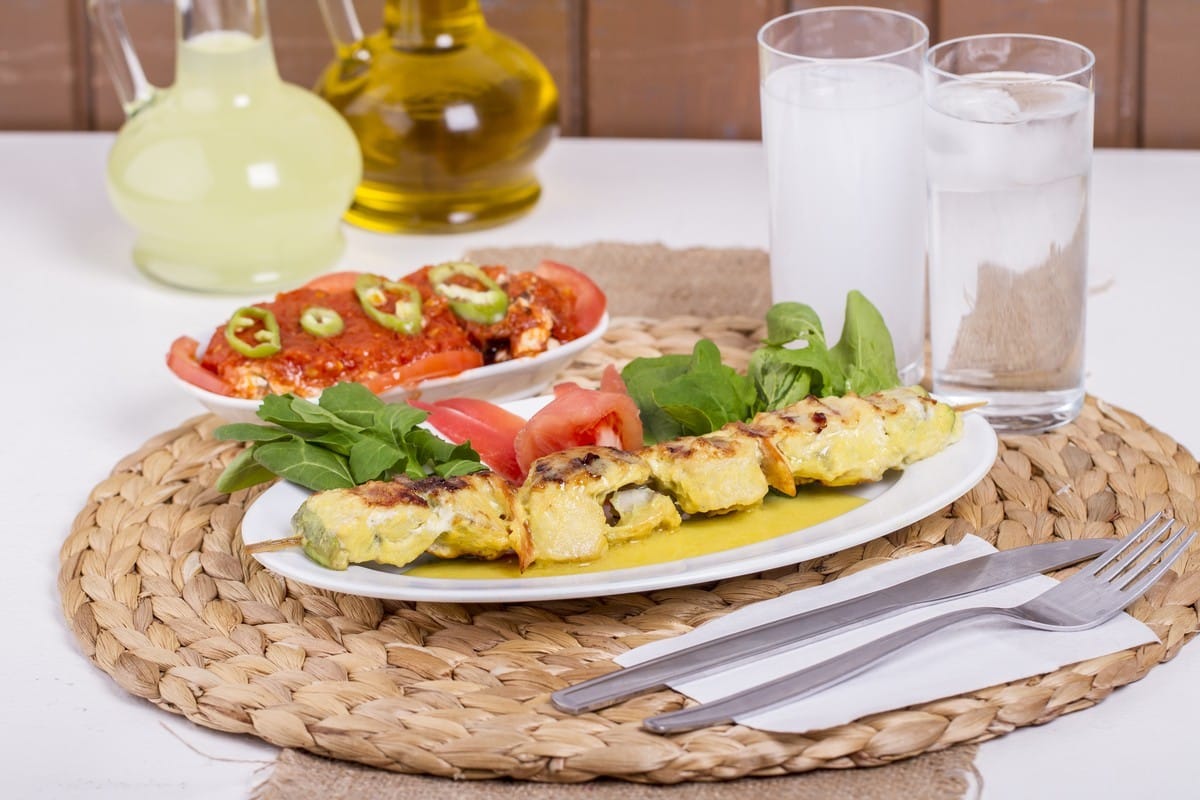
left=405, top=488, right=866, bottom=579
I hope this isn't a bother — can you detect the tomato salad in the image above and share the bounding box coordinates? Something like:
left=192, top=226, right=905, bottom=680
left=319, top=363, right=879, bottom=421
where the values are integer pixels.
left=168, top=261, right=606, bottom=400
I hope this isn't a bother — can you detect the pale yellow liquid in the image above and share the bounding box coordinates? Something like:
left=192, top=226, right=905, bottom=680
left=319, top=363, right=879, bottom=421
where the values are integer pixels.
left=407, top=488, right=866, bottom=580
left=107, top=32, right=362, bottom=292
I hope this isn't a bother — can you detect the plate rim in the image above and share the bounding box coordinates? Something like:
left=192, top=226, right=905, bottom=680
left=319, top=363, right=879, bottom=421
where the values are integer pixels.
left=240, top=405, right=999, bottom=602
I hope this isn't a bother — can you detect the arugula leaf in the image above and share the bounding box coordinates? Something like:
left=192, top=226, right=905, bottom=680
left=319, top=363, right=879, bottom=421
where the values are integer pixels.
left=348, top=436, right=403, bottom=483
left=214, top=385, right=486, bottom=493
left=288, top=395, right=363, bottom=433
left=255, top=394, right=336, bottom=434
left=620, top=352, right=693, bottom=443
left=305, top=429, right=359, bottom=457
left=436, top=457, right=489, bottom=478
left=214, top=446, right=278, bottom=493
left=370, top=403, right=429, bottom=448
left=406, top=428, right=455, bottom=465
left=622, top=341, right=756, bottom=440
left=829, top=290, right=900, bottom=396
left=750, top=347, right=816, bottom=409
left=652, top=340, right=756, bottom=435
left=446, top=441, right=485, bottom=467
left=750, top=303, right=842, bottom=408
left=620, top=293, right=905, bottom=442
left=212, top=423, right=292, bottom=443
left=763, top=302, right=827, bottom=347
left=319, top=382, right=385, bottom=428
left=656, top=383, right=750, bottom=434
left=252, top=439, right=356, bottom=490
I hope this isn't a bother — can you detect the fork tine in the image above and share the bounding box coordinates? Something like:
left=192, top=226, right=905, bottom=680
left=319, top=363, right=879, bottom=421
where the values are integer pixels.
left=1085, top=513, right=1171, bottom=577
left=1115, top=527, right=1196, bottom=598
left=1102, top=517, right=1177, bottom=582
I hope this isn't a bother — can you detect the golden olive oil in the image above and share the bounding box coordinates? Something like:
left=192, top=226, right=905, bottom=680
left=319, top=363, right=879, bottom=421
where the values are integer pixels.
left=407, top=489, right=867, bottom=580
left=315, top=0, right=559, bottom=233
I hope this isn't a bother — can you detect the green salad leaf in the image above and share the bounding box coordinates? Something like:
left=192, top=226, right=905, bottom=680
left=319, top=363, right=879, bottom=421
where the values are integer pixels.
left=213, top=382, right=486, bottom=493
left=621, top=340, right=756, bottom=441
left=620, top=352, right=693, bottom=442
left=317, top=381, right=384, bottom=427
left=749, top=301, right=842, bottom=408
left=829, top=290, right=901, bottom=395
left=622, top=291, right=904, bottom=444
left=252, top=439, right=356, bottom=491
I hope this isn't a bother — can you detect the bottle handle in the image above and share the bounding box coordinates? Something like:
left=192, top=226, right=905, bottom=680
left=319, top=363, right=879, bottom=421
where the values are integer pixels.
left=87, top=0, right=158, bottom=117
left=317, top=0, right=371, bottom=61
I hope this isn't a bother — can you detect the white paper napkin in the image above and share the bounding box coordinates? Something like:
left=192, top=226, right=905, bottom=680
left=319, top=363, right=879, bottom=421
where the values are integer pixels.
left=615, top=535, right=1157, bottom=733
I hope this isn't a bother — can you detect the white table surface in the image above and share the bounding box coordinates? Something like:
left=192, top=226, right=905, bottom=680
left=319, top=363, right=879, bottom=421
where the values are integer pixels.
left=4, top=133, right=1199, bottom=799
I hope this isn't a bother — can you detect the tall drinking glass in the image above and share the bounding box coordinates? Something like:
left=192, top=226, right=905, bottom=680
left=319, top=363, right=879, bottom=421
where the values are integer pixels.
left=758, top=7, right=928, bottom=386
left=925, top=35, right=1094, bottom=433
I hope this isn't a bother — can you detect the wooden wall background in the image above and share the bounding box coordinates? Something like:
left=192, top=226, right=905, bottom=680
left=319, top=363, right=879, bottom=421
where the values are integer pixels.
left=2, top=0, right=1197, bottom=147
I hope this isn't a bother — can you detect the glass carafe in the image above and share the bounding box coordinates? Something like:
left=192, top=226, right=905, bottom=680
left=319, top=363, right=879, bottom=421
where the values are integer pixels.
left=90, top=0, right=362, bottom=292
left=316, top=0, right=558, bottom=233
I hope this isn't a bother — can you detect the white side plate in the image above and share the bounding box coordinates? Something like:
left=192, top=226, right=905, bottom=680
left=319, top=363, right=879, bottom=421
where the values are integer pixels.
left=171, top=313, right=609, bottom=423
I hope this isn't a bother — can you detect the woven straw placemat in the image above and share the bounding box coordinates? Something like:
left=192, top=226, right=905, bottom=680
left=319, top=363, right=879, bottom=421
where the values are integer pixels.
left=57, top=243, right=1200, bottom=786
left=58, top=313, right=1200, bottom=783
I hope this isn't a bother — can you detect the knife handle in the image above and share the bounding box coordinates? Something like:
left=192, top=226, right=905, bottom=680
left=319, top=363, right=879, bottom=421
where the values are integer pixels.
left=641, top=606, right=990, bottom=734
left=551, top=595, right=905, bottom=714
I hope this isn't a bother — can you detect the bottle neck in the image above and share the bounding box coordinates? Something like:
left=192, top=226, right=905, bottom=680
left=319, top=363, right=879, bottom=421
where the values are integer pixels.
left=179, top=0, right=269, bottom=41
left=175, top=0, right=279, bottom=86
left=384, top=0, right=486, bottom=50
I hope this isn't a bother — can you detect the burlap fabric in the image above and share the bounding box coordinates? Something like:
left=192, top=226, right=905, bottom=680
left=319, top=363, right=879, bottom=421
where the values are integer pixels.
left=256, top=744, right=979, bottom=799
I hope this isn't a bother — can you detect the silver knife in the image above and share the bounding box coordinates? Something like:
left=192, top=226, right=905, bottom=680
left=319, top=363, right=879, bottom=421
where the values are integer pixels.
left=551, top=538, right=1111, bottom=714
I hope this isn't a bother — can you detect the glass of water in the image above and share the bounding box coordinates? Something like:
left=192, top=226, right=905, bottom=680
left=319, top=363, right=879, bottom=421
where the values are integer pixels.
left=925, top=35, right=1095, bottom=433
left=758, top=7, right=929, bottom=386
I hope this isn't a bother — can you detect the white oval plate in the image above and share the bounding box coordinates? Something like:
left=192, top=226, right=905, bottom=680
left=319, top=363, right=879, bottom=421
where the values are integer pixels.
left=239, top=398, right=999, bottom=603
left=171, top=313, right=609, bottom=423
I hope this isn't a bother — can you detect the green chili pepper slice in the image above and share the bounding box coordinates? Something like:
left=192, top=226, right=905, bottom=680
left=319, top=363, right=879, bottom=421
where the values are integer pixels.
left=300, top=306, right=344, bottom=338
left=355, top=274, right=423, bottom=335
left=428, top=261, right=509, bottom=325
left=224, top=306, right=281, bottom=358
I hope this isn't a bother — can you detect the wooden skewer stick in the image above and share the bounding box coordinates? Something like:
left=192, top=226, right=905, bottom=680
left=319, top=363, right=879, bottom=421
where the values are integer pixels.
left=245, top=535, right=302, bottom=554
left=951, top=401, right=989, bottom=413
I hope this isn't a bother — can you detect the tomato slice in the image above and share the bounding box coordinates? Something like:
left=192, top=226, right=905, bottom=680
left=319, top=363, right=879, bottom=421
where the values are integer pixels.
left=166, top=336, right=234, bottom=396
left=411, top=397, right=525, bottom=483
left=534, top=260, right=607, bottom=333
left=599, top=362, right=630, bottom=395
left=302, top=271, right=359, bottom=293
left=361, top=348, right=484, bottom=394
left=513, top=366, right=643, bottom=477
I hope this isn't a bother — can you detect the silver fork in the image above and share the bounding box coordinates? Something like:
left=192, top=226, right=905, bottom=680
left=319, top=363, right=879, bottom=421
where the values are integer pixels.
left=643, top=515, right=1195, bottom=734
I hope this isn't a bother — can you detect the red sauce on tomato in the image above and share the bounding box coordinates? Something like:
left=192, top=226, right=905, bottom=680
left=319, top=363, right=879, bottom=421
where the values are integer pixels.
left=194, top=265, right=591, bottom=399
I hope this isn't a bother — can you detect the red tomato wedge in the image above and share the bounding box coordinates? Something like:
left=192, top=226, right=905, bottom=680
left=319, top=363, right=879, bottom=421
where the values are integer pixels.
left=535, top=260, right=607, bottom=333
left=166, top=336, right=233, bottom=396
left=410, top=397, right=526, bottom=483
left=301, top=270, right=359, bottom=293
left=359, top=349, right=484, bottom=394
left=598, top=363, right=629, bottom=395
left=513, top=365, right=643, bottom=477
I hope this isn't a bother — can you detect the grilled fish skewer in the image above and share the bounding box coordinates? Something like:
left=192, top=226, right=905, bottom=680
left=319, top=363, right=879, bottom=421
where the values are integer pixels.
left=284, top=472, right=530, bottom=570
left=254, top=386, right=963, bottom=570
left=519, top=447, right=681, bottom=563
left=641, top=427, right=794, bottom=516
left=746, top=387, right=962, bottom=487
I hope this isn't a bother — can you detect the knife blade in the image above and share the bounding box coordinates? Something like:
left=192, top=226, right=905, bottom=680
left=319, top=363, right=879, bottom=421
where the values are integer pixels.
left=551, top=538, right=1111, bottom=714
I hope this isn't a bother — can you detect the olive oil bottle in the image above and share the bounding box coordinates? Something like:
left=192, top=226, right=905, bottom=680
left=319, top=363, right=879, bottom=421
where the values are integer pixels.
left=315, top=0, right=559, bottom=233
